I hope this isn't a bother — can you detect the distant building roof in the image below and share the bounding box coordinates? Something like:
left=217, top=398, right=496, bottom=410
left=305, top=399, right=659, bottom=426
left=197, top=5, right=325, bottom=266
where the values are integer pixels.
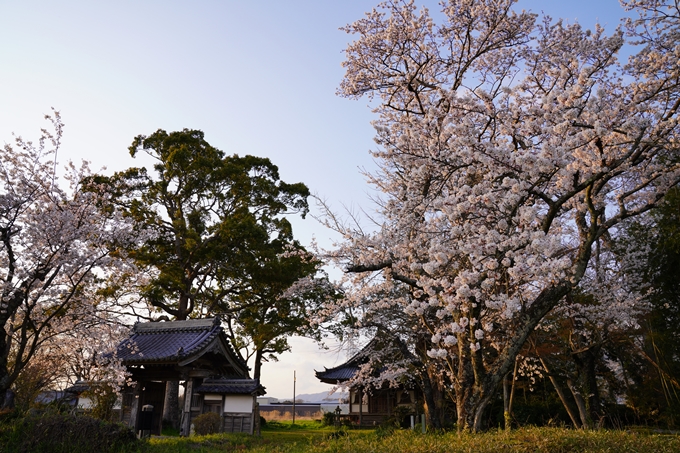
left=114, top=318, right=248, bottom=376
left=34, top=390, right=78, bottom=406
left=194, top=378, right=266, bottom=396
left=315, top=338, right=382, bottom=384
left=64, top=381, right=90, bottom=394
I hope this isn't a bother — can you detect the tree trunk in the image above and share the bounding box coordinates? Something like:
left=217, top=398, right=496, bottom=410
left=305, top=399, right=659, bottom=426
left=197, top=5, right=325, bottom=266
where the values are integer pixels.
left=573, top=346, right=602, bottom=426
left=420, top=369, right=444, bottom=430
left=253, top=350, right=263, bottom=381
left=457, top=383, right=495, bottom=432
left=0, top=327, right=16, bottom=410
left=162, top=305, right=189, bottom=430
left=538, top=356, right=582, bottom=428
left=503, top=358, right=519, bottom=430
left=163, top=380, right=180, bottom=429
left=503, top=373, right=513, bottom=430
left=567, top=378, right=591, bottom=429
left=161, top=377, right=181, bottom=431
left=473, top=397, right=491, bottom=432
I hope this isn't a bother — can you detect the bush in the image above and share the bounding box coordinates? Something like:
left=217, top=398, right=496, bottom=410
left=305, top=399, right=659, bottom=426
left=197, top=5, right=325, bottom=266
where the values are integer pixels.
left=0, top=412, right=140, bottom=453
left=192, top=412, right=221, bottom=435
left=321, top=411, right=337, bottom=427
left=85, top=382, right=119, bottom=422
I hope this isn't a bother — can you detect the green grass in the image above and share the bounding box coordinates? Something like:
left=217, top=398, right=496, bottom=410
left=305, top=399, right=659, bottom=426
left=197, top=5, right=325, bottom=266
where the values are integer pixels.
left=4, top=415, right=678, bottom=453
left=146, top=420, right=365, bottom=453
left=144, top=425, right=680, bottom=453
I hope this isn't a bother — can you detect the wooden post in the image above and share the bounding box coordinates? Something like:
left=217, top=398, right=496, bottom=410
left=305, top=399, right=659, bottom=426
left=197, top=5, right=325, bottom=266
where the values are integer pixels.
left=387, top=389, right=392, bottom=416
left=359, top=388, right=363, bottom=426
left=253, top=401, right=260, bottom=436
left=128, top=382, right=142, bottom=433
left=181, top=379, right=193, bottom=436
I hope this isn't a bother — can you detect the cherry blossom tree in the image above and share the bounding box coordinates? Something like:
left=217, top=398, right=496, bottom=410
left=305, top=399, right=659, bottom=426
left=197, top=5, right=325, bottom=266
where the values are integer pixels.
left=0, top=113, right=135, bottom=408
left=324, top=0, right=680, bottom=431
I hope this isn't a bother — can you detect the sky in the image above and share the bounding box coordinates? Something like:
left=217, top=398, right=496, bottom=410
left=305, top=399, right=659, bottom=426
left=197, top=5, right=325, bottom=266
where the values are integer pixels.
left=0, top=0, right=633, bottom=399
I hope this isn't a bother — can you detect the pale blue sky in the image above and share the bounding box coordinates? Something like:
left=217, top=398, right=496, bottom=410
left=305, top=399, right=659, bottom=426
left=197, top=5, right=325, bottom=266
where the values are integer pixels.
left=0, top=0, right=631, bottom=398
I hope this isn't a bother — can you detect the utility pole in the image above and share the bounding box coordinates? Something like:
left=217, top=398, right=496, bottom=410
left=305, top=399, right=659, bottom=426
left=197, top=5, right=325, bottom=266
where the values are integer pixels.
left=292, top=370, right=296, bottom=425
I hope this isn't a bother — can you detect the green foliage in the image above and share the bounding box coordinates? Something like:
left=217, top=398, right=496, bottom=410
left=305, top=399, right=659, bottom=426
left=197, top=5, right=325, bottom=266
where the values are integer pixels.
left=192, top=412, right=221, bottom=435
left=10, top=361, right=56, bottom=412
left=386, top=405, right=414, bottom=429
left=321, top=411, right=336, bottom=427
left=161, top=422, right=180, bottom=437
left=0, top=412, right=140, bottom=453
left=85, top=382, right=119, bottom=421
left=616, top=188, right=680, bottom=427
left=88, top=128, right=329, bottom=382
left=89, top=128, right=310, bottom=322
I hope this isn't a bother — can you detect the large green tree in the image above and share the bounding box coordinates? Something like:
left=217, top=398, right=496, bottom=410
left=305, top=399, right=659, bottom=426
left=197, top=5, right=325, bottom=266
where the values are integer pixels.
left=92, top=129, right=310, bottom=427
left=223, top=243, right=336, bottom=380
left=93, top=129, right=310, bottom=321
left=616, top=188, right=680, bottom=426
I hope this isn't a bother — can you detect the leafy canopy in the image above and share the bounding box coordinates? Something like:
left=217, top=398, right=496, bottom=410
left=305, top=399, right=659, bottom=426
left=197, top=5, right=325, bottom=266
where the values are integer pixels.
left=91, top=128, right=310, bottom=320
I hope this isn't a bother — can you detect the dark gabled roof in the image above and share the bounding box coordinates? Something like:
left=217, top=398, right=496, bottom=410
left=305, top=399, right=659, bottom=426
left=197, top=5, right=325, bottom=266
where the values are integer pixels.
left=194, top=378, right=266, bottom=396
left=315, top=338, right=382, bottom=384
left=64, top=381, right=90, bottom=394
left=114, top=318, right=247, bottom=374
left=35, top=390, right=78, bottom=406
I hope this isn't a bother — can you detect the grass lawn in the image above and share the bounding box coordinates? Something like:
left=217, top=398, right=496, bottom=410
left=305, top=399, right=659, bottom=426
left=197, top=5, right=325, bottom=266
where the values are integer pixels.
left=146, top=420, right=368, bottom=453
left=144, top=423, right=680, bottom=453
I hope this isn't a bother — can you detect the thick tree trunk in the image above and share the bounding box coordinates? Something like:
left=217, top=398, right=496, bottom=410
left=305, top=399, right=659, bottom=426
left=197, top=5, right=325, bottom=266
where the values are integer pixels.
left=162, top=305, right=189, bottom=430
left=163, top=380, right=180, bottom=429
left=420, top=368, right=444, bottom=430
left=457, top=383, right=495, bottom=432
left=0, top=389, right=14, bottom=410
left=0, top=327, right=15, bottom=410
left=253, top=350, right=263, bottom=381
left=573, top=346, right=602, bottom=426
left=473, top=397, right=491, bottom=432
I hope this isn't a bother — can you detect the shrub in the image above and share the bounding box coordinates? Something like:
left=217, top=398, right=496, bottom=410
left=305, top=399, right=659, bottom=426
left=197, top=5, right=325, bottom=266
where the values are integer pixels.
left=0, top=412, right=140, bottom=453
left=192, top=412, right=221, bottom=435
left=321, top=411, right=337, bottom=427
left=84, top=382, right=119, bottom=422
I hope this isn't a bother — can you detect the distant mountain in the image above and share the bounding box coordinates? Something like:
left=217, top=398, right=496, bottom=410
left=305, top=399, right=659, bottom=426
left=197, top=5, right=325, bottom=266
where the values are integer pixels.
left=277, top=390, right=348, bottom=404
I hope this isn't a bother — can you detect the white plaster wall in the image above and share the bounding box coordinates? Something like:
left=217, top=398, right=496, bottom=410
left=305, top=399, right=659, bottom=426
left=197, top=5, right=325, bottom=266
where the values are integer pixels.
left=78, top=396, right=94, bottom=409
left=224, top=395, right=253, bottom=413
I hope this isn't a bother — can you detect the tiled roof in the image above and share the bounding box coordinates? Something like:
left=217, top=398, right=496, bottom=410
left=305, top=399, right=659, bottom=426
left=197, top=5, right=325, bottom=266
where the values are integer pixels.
left=64, top=381, right=90, bottom=394
left=195, top=378, right=266, bottom=396
left=315, top=365, right=360, bottom=382
left=114, top=318, right=246, bottom=370
left=315, top=338, right=383, bottom=384
left=35, top=390, right=78, bottom=406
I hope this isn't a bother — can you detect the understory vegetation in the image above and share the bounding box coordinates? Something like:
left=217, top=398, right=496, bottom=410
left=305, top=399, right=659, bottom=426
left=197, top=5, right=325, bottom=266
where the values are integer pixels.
left=128, top=423, right=680, bottom=453
left=2, top=0, right=680, bottom=447
left=0, top=411, right=141, bottom=453
left=2, top=415, right=678, bottom=453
